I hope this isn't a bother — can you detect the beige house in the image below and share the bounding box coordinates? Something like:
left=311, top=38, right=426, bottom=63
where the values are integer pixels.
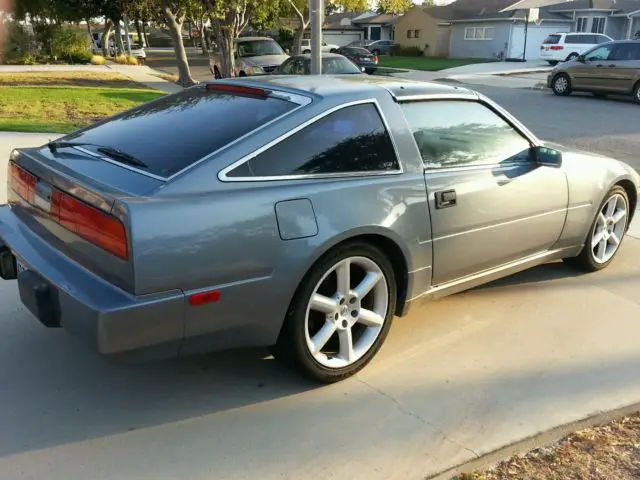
left=394, top=5, right=454, bottom=57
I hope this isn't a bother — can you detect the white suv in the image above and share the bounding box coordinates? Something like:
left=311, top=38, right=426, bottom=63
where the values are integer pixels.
left=300, top=39, right=339, bottom=54
left=540, top=32, right=613, bottom=65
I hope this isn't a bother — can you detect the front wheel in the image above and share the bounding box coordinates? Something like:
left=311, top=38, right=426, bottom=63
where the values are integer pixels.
left=273, top=242, right=396, bottom=383
left=633, top=81, right=640, bottom=105
left=564, top=186, right=630, bottom=272
left=552, top=73, right=572, bottom=96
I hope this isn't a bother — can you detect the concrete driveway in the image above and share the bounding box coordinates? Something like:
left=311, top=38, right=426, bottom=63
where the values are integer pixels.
left=1, top=89, right=639, bottom=479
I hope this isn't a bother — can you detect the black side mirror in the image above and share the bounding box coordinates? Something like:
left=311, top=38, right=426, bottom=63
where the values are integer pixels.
left=534, top=146, right=562, bottom=167
left=577, top=54, right=585, bottom=62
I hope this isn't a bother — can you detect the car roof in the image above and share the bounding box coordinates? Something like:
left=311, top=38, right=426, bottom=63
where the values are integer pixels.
left=236, top=74, right=476, bottom=101
left=236, top=37, right=274, bottom=42
left=287, top=53, right=347, bottom=59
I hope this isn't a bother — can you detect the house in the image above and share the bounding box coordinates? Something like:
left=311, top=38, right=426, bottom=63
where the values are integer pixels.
left=351, top=13, right=400, bottom=41
left=446, top=0, right=640, bottom=60
left=395, top=5, right=458, bottom=56
left=322, top=13, right=365, bottom=46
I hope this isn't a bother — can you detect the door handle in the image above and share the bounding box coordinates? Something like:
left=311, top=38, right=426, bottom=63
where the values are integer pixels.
left=608, top=64, right=616, bottom=68
left=596, top=64, right=605, bottom=68
left=435, top=190, right=457, bottom=209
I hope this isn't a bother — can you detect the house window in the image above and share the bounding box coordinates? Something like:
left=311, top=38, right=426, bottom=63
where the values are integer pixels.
left=576, top=17, right=587, bottom=32
left=591, top=17, right=606, bottom=34
left=407, top=29, right=413, bottom=38
left=464, top=26, right=493, bottom=40
left=414, top=29, right=421, bottom=38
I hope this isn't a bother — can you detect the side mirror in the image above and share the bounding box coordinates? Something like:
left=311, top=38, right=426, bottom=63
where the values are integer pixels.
left=534, top=146, right=562, bottom=167
left=577, top=54, right=586, bottom=62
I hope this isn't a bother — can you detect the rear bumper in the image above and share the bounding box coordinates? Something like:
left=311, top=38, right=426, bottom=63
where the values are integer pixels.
left=0, top=205, right=185, bottom=360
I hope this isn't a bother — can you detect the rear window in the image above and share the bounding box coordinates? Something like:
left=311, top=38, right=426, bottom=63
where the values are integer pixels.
left=60, top=86, right=297, bottom=178
left=543, top=34, right=561, bottom=45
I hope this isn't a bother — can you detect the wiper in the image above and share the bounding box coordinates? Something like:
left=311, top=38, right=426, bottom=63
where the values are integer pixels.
left=47, top=141, right=148, bottom=169
left=97, top=147, right=148, bottom=169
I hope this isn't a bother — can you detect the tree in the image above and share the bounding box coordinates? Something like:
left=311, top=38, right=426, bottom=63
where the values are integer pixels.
left=375, top=0, right=413, bottom=14
left=287, top=0, right=308, bottom=55
left=339, top=0, right=368, bottom=12
left=155, top=0, right=196, bottom=86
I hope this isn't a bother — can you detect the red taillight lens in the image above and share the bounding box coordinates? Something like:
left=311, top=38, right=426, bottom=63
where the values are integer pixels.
left=9, top=162, right=36, bottom=202
left=206, top=83, right=269, bottom=97
left=51, top=190, right=129, bottom=260
left=373, top=56, right=379, bottom=63
left=550, top=45, right=564, bottom=50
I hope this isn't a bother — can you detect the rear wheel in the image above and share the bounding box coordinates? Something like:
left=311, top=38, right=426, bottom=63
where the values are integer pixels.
left=372, top=49, right=380, bottom=56
left=564, top=186, right=629, bottom=272
left=552, top=73, right=572, bottom=96
left=633, top=81, right=640, bottom=105
left=547, top=60, right=559, bottom=66
left=566, top=52, right=579, bottom=61
left=272, top=242, right=396, bottom=383
left=303, top=49, right=311, bottom=54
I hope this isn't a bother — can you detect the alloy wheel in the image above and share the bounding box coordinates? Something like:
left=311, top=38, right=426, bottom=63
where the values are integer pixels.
left=554, top=75, right=568, bottom=94
left=591, top=193, right=628, bottom=264
left=304, top=256, right=389, bottom=369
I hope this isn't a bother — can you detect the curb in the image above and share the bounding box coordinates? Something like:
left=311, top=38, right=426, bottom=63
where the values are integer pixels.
left=427, top=401, right=640, bottom=480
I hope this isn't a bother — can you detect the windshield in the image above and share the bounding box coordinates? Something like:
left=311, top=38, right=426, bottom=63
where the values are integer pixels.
left=237, top=39, right=285, bottom=57
left=321, top=57, right=363, bottom=74
left=543, top=34, right=561, bottom=45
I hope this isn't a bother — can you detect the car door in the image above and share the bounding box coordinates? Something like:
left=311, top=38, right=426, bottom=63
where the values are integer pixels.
left=604, top=42, right=640, bottom=92
left=571, top=43, right=616, bottom=90
left=398, top=99, right=568, bottom=285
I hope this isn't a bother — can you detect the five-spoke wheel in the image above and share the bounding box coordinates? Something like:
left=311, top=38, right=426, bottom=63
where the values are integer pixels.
left=565, top=185, right=630, bottom=271
left=273, top=242, right=396, bottom=383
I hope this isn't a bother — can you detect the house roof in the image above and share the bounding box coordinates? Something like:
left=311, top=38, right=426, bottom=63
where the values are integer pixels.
left=425, top=0, right=574, bottom=21
left=548, top=0, right=640, bottom=12
left=323, top=12, right=363, bottom=30
left=352, top=14, right=400, bottom=25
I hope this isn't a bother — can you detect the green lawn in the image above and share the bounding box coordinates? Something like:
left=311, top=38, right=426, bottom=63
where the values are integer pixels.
left=0, top=73, right=165, bottom=133
left=377, top=56, right=496, bottom=71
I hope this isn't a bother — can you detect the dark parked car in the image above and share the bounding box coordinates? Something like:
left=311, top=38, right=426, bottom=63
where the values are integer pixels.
left=1, top=77, right=638, bottom=384
left=336, top=47, right=379, bottom=74
left=347, top=39, right=397, bottom=56
left=548, top=40, right=640, bottom=104
left=274, top=53, right=364, bottom=75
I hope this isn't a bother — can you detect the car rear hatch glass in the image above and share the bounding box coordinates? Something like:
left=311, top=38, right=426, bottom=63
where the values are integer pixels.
left=53, top=84, right=299, bottom=179
left=543, top=35, right=561, bottom=44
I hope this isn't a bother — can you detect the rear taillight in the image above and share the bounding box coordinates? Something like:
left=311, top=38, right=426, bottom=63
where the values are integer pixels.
left=9, top=163, right=129, bottom=260
left=51, top=190, right=129, bottom=260
left=550, top=45, right=564, bottom=50
left=9, top=163, right=36, bottom=202
left=373, top=56, right=379, bottom=64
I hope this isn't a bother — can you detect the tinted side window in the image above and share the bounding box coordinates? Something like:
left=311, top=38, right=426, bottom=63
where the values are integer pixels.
left=565, top=35, right=580, bottom=44
left=227, top=104, right=399, bottom=178
left=610, top=43, right=640, bottom=61
left=399, top=101, right=532, bottom=169
left=595, top=35, right=610, bottom=44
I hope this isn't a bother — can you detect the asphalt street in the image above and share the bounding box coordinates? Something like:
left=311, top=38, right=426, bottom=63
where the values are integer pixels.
left=0, top=67, right=639, bottom=480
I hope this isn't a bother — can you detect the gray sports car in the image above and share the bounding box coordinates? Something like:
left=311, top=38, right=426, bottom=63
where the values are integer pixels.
left=1, top=76, right=638, bottom=383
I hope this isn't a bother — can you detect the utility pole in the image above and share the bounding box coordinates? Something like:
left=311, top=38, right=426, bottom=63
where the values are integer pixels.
left=123, top=14, right=132, bottom=56
left=310, top=0, right=323, bottom=74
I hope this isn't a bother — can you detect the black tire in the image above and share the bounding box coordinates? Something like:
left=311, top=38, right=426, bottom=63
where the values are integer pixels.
left=563, top=185, right=630, bottom=272
left=330, top=48, right=338, bottom=53
left=303, top=49, right=311, bottom=54
left=551, top=73, right=572, bottom=96
left=213, top=66, right=222, bottom=79
left=566, top=52, right=579, bottom=61
left=547, top=60, right=559, bottom=66
left=372, top=49, right=380, bottom=56
left=238, top=71, right=247, bottom=77
left=633, top=81, right=640, bottom=105
left=272, top=242, right=397, bottom=383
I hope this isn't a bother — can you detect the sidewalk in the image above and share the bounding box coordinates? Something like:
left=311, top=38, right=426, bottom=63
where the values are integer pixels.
left=0, top=63, right=183, bottom=94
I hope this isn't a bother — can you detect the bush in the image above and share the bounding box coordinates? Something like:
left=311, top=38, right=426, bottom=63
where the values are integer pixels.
left=126, top=55, right=139, bottom=65
left=90, top=54, right=106, bottom=65
left=2, top=23, right=40, bottom=64
left=114, top=54, right=128, bottom=64
left=391, top=45, right=423, bottom=57
left=51, top=28, right=91, bottom=63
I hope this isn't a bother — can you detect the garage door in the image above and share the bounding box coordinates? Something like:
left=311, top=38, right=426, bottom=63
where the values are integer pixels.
left=324, top=32, right=362, bottom=47
left=509, top=24, right=570, bottom=60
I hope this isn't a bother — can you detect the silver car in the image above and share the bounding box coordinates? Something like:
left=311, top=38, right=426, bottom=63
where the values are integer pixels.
left=1, top=77, right=638, bottom=383
left=209, top=37, right=289, bottom=78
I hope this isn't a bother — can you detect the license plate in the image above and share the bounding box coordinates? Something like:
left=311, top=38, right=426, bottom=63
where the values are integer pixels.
left=16, top=256, right=28, bottom=275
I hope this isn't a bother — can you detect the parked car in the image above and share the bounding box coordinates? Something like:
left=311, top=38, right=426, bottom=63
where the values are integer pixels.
left=540, top=32, right=613, bottom=65
left=1, top=77, right=638, bottom=383
left=300, top=39, right=340, bottom=54
left=347, top=39, right=396, bottom=56
left=336, top=46, right=379, bottom=74
left=274, top=53, right=364, bottom=75
left=548, top=40, right=640, bottom=104
left=129, top=43, right=146, bottom=63
left=209, top=36, right=288, bottom=78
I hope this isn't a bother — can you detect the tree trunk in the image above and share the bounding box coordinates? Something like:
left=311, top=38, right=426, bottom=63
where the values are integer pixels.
left=135, top=18, right=145, bottom=47
left=218, top=27, right=235, bottom=78
left=114, top=22, right=125, bottom=55
left=102, top=21, right=113, bottom=57
left=198, top=20, right=208, bottom=55
left=142, top=22, right=148, bottom=46
left=86, top=19, right=97, bottom=51
left=164, top=7, right=196, bottom=87
left=289, top=2, right=309, bottom=54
